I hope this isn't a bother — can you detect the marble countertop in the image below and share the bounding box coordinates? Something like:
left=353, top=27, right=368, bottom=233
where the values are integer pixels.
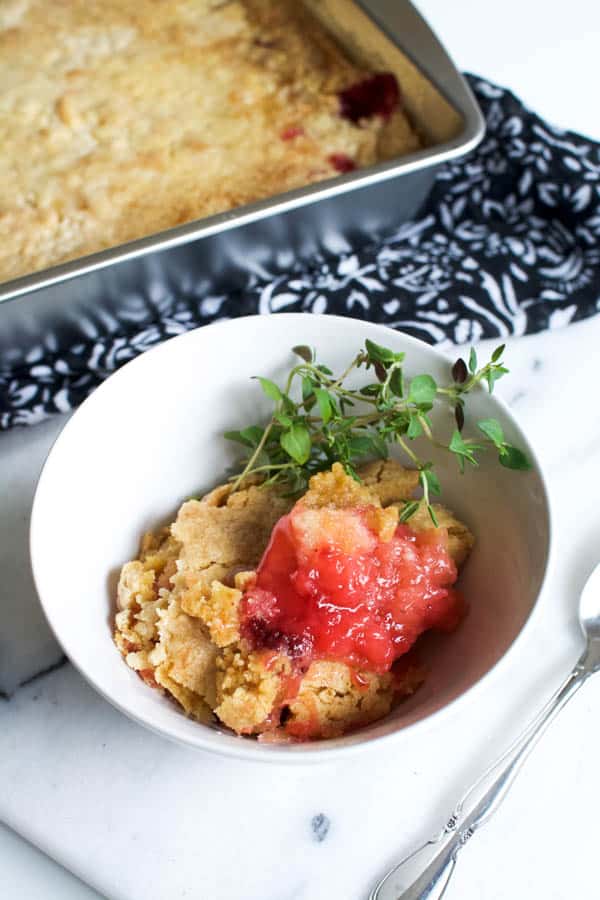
left=6, top=315, right=600, bottom=900
left=2, top=1, right=600, bottom=897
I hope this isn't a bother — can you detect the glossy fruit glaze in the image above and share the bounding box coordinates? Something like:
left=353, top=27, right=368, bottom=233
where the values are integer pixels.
left=328, top=152, right=357, bottom=173
left=241, top=502, right=464, bottom=672
left=338, top=73, right=400, bottom=123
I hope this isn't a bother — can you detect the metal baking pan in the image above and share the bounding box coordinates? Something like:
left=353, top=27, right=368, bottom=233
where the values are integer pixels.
left=0, top=0, right=484, bottom=369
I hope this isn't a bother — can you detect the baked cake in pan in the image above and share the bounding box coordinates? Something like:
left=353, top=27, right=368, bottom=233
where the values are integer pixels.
left=0, top=0, right=421, bottom=282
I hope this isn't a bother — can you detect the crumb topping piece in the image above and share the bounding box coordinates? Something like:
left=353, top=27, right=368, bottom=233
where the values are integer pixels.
left=172, top=482, right=292, bottom=577
left=215, top=647, right=290, bottom=734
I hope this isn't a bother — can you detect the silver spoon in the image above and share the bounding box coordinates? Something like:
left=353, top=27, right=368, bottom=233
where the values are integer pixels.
left=370, top=561, right=600, bottom=900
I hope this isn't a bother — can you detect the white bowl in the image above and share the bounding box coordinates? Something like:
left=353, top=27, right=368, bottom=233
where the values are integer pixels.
left=30, top=314, right=551, bottom=761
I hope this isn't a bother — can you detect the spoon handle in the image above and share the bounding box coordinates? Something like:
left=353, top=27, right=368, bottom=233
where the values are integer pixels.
left=370, top=664, right=588, bottom=900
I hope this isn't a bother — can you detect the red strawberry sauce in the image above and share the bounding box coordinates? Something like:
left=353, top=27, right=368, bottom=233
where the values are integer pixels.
left=280, top=125, right=304, bottom=141
left=338, top=72, right=400, bottom=123
left=328, top=153, right=356, bottom=173
left=241, top=505, right=464, bottom=673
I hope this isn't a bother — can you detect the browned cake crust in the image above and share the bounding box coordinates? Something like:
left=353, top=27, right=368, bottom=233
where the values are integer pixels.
left=0, top=0, right=420, bottom=282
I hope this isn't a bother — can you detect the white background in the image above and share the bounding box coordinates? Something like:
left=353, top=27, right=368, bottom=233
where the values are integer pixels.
left=2, top=1, right=599, bottom=897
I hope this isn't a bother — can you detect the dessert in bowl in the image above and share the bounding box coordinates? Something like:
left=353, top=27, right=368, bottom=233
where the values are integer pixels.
left=114, top=459, right=473, bottom=741
left=30, top=314, right=551, bottom=760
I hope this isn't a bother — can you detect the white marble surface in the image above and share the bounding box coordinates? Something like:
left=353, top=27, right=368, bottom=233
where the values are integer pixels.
left=4, top=316, right=600, bottom=900
left=2, top=1, right=600, bottom=897
left=0, top=823, right=101, bottom=900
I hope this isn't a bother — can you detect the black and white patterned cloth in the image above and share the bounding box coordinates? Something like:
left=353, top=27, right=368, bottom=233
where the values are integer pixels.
left=2, top=74, right=600, bottom=430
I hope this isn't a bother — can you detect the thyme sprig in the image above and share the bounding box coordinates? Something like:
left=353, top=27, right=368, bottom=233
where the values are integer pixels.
left=225, top=341, right=530, bottom=524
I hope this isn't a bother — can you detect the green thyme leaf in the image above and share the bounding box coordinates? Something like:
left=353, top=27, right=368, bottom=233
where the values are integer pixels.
left=360, top=384, right=381, bottom=397
left=408, top=374, right=437, bottom=406
left=256, top=376, right=283, bottom=403
left=389, top=368, right=404, bottom=397
left=223, top=429, right=252, bottom=447
left=421, top=468, right=441, bottom=496
left=499, top=445, right=532, bottom=470
left=491, top=344, right=506, bottom=363
left=302, top=375, right=315, bottom=399
left=280, top=424, right=311, bottom=465
left=449, top=430, right=480, bottom=468
left=241, top=425, right=265, bottom=445
left=399, top=500, right=421, bottom=522
left=370, top=433, right=389, bottom=459
left=365, top=339, right=397, bottom=365
left=282, top=395, right=297, bottom=416
left=407, top=415, right=422, bottom=439
left=346, top=435, right=376, bottom=456
left=486, top=366, right=508, bottom=393
left=468, top=347, right=478, bottom=374
left=314, top=388, right=333, bottom=424
left=224, top=425, right=265, bottom=447
left=448, top=429, right=469, bottom=454
left=344, top=461, right=361, bottom=482
left=427, top=504, right=439, bottom=527
left=477, top=418, right=504, bottom=447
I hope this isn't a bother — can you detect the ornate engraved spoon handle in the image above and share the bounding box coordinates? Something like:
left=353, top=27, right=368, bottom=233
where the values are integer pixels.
left=369, top=665, right=587, bottom=900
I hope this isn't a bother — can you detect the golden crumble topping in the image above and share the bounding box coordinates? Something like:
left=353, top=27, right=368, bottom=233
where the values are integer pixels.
left=283, top=660, right=424, bottom=740
left=181, top=580, right=244, bottom=649
left=360, top=458, right=421, bottom=506
left=114, top=529, right=180, bottom=674
left=393, top=501, right=475, bottom=567
left=172, top=480, right=291, bottom=579
left=215, top=647, right=291, bottom=734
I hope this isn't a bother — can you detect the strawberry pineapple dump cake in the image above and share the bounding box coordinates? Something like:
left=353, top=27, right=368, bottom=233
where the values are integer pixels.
left=0, top=0, right=420, bottom=282
left=114, top=461, right=473, bottom=741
